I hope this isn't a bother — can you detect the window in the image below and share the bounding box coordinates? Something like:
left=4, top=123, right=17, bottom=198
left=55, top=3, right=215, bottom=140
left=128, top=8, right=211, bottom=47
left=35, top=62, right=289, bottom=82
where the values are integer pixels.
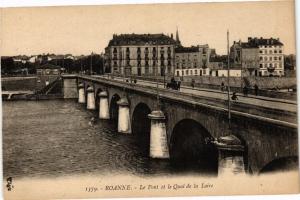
left=186, top=70, right=189, bottom=75
left=274, top=56, right=277, bottom=60
left=190, top=70, right=193, bottom=75
left=260, top=64, right=263, bottom=68
left=269, top=50, right=273, bottom=54
left=260, top=56, right=263, bottom=61
left=259, top=50, right=263, bottom=53
left=279, top=50, right=282, bottom=53
left=279, top=63, right=282, bottom=68
left=167, top=47, right=171, bottom=53
left=269, top=63, right=273, bottom=68
left=274, top=50, right=277, bottom=53
left=182, top=71, right=184, bottom=75
left=203, top=70, right=206, bottom=75
left=279, top=56, right=282, bottom=61
left=274, top=63, right=278, bottom=68
left=264, top=57, right=267, bottom=61
left=177, top=71, right=180, bottom=76
left=269, top=57, right=272, bottom=61
left=264, top=63, right=268, bottom=68
left=195, top=70, right=197, bottom=74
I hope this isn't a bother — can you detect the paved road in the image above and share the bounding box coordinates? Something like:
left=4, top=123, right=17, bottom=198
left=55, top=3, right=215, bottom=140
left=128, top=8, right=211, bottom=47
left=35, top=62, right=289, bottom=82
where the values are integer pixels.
left=94, top=75, right=297, bottom=113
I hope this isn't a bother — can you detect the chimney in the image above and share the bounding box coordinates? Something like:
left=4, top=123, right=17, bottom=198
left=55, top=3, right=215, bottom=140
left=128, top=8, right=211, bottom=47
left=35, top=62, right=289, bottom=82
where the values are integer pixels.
left=248, top=37, right=252, bottom=42
left=171, top=33, right=173, bottom=39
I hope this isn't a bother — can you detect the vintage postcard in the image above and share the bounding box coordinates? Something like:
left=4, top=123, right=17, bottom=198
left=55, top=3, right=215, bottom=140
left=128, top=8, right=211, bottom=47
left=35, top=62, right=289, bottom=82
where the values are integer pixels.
left=1, top=0, right=299, bottom=199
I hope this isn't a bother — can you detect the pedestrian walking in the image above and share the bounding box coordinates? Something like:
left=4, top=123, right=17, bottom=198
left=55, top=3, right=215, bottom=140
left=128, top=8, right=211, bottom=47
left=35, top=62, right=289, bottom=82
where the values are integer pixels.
left=243, top=86, right=248, bottom=96
left=191, top=79, right=195, bottom=88
left=177, top=80, right=181, bottom=91
left=254, top=84, right=259, bottom=96
left=221, top=82, right=225, bottom=92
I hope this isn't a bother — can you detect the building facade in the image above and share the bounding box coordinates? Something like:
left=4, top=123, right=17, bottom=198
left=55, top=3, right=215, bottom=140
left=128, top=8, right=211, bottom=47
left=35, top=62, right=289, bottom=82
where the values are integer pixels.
left=257, top=38, right=284, bottom=77
left=230, top=37, right=284, bottom=77
left=105, top=33, right=179, bottom=77
left=174, top=45, right=211, bottom=77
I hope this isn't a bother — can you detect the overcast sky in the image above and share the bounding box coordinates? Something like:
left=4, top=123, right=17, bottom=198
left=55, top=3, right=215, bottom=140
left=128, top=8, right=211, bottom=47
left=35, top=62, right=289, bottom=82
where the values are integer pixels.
left=0, top=0, right=296, bottom=56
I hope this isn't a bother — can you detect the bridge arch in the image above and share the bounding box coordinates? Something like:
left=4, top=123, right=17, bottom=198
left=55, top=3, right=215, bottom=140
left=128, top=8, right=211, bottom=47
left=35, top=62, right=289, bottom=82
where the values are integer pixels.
left=170, top=119, right=218, bottom=174
left=110, top=94, right=121, bottom=123
left=259, top=156, right=298, bottom=174
left=95, top=88, right=103, bottom=109
left=84, top=83, right=92, bottom=101
left=131, top=103, right=152, bottom=155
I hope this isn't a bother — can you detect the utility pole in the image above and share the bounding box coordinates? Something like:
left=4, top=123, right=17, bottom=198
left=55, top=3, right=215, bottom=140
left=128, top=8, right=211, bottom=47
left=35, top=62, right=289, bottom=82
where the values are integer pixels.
left=156, top=45, right=159, bottom=106
left=227, top=30, right=231, bottom=129
left=90, top=52, right=93, bottom=75
left=80, top=57, right=83, bottom=73
left=62, top=55, right=65, bottom=73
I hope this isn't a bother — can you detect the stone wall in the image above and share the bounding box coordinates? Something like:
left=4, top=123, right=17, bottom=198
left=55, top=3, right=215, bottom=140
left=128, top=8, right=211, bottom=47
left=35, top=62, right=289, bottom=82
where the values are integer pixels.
left=63, top=78, right=78, bottom=99
left=1, top=77, right=37, bottom=91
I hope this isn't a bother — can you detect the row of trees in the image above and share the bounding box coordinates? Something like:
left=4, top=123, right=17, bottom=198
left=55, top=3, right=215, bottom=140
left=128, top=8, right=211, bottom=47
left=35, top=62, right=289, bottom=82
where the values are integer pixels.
left=1, top=54, right=105, bottom=75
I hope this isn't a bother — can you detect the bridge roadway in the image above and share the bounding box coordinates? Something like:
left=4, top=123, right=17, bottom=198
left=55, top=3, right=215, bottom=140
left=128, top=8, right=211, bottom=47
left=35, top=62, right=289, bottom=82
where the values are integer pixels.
left=63, top=74, right=298, bottom=173
left=90, top=75, right=297, bottom=125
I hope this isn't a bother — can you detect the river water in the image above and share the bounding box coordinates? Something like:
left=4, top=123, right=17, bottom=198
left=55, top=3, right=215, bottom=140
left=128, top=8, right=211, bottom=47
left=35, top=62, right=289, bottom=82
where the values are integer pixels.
left=3, top=100, right=218, bottom=179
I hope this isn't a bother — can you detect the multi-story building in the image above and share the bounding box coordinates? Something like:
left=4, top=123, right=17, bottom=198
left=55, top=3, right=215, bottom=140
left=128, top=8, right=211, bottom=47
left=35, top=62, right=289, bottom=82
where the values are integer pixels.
left=105, top=33, right=179, bottom=77
left=230, top=37, right=284, bottom=77
left=174, top=44, right=211, bottom=77
left=258, top=38, right=284, bottom=77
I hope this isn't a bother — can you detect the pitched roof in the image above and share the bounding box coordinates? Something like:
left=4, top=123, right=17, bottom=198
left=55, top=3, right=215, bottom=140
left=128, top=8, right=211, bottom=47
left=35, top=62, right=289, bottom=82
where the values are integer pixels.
left=175, top=46, right=199, bottom=53
left=108, top=33, right=177, bottom=46
left=235, top=37, right=283, bottom=49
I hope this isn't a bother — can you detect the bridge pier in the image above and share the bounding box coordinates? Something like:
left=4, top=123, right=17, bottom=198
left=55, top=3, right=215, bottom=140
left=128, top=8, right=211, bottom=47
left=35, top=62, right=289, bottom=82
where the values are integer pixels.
left=213, top=135, right=245, bottom=175
left=148, top=110, right=169, bottom=159
left=98, top=91, right=110, bottom=119
left=78, top=83, right=86, bottom=104
left=117, top=97, right=131, bottom=134
left=86, top=86, right=96, bottom=110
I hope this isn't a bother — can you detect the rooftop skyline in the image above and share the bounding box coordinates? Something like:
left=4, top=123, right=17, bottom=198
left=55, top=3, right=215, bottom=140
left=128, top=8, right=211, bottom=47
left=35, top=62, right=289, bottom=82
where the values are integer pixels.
left=1, top=1, right=296, bottom=56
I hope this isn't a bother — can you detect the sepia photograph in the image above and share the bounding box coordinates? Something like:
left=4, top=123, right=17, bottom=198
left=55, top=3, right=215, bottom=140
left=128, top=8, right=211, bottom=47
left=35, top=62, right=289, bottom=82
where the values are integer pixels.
left=1, top=0, right=299, bottom=199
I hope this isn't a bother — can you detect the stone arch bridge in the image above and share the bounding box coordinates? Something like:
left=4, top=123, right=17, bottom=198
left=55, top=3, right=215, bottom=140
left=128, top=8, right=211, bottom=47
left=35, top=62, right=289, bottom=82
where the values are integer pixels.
left=62, top=74, right=298, bottom=175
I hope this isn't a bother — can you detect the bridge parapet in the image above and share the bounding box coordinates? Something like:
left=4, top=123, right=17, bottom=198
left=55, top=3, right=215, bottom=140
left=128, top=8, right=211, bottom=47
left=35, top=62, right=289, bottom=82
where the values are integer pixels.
left=62, top=74, right=298, bottom=174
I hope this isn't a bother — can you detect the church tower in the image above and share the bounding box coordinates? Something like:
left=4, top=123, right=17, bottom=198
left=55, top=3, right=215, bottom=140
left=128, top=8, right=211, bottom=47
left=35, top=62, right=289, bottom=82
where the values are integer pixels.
left=175, top=27, right=181, bottom=47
